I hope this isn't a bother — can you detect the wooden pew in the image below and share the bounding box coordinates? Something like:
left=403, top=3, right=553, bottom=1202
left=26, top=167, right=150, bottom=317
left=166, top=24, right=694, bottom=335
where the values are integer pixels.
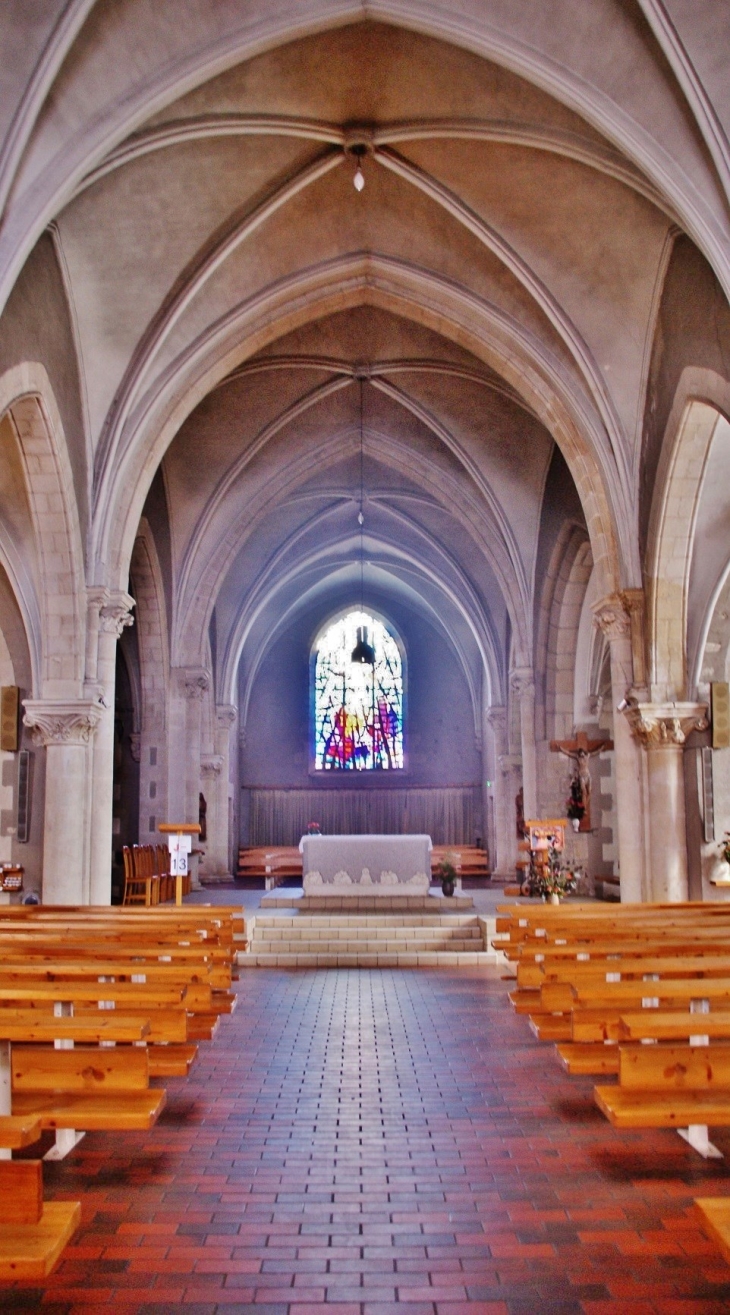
left=10, top=1045, right=166, bottom=1133
left=237, top=846, right=301, bottom=888
left=694, top=1199, right=730, bottom=1265
left=594, top=1042, right=730, bottom=1157
left=514, top=942, right=730, bottom=986
left=0, top=1122, right=80, bottom=1279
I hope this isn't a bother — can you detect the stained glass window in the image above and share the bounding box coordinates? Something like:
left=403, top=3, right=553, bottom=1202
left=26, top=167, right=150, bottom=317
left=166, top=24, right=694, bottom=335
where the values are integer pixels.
left=314, top=610, right=404, bottom=770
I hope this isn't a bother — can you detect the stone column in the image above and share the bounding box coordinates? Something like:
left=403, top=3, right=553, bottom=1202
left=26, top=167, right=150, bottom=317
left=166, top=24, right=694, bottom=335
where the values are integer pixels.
left=486, top=706, right=510, bottom=874
left=22, top=701, right=101, bottom=904
left=592, top=595, right=647, bottom=903
left=87, top=591, right=134, bottom=904
left=509, top=669, right=537, bottom=820
left=183, top=668, right=210, bottom=824
left=215, top=704, right=237, bottom=874
left=625, top=701, right=708, bottom=902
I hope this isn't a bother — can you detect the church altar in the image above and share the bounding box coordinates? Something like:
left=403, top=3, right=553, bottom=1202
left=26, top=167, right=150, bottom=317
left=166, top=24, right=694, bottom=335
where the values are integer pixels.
left=299, top=834, right=432, bottom=895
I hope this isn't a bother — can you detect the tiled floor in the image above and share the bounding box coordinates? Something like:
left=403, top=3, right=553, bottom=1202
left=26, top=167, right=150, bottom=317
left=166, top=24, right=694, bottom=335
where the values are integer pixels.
left=8, top=964, right=730, bottom=1314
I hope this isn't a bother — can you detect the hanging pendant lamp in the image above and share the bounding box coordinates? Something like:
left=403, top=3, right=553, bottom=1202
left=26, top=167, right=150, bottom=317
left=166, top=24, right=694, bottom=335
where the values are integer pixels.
left=351, top=376, right=375, bottom=666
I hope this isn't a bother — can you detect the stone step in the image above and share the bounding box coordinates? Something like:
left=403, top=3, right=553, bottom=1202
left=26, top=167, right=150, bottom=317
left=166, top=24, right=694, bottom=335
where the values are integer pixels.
left=250, top=921, right=483, bottom=937
left=260, top=892, right=475, bottom=911
left=249, top=938, right=484, bottom=954
left=238, top=950, right=496, bottom=968
left=251, top=920, right=486, bottom=931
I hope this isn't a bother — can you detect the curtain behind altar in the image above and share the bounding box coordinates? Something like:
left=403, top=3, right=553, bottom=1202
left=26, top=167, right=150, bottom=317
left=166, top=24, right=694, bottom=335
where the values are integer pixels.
left=247, top=787, right=481, bottom=846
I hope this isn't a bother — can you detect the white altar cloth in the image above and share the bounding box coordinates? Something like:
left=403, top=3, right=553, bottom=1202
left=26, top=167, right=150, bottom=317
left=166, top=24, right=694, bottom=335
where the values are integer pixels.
left=299, top=834, right=432, bottom=896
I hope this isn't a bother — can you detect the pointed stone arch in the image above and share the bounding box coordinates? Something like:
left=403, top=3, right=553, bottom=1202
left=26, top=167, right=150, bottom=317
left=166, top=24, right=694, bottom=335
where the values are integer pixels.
left=0, top=362, right=85, bottom=696
left=646, top=367, right=730, bottom=699
left=535, top=523, right=593, bottom=742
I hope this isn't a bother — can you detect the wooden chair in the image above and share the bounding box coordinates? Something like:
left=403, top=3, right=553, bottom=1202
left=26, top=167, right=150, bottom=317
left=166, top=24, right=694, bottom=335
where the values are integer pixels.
left=133, top=845, right=159, bottom=904
left=121, top=846, right=150, bottom=905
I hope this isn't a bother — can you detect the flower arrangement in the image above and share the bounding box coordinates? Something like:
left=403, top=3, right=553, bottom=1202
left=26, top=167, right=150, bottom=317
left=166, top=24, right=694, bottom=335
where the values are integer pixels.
left=306, top=821, right=321, bottom=835
left=526, top=846, right=577, bottom=901
left=720, top=832, right=730, bottom=865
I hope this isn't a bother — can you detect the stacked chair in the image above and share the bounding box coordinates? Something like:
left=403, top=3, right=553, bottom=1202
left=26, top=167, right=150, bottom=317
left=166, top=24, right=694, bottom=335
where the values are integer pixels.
left=122, top=844, right=190, bottom=905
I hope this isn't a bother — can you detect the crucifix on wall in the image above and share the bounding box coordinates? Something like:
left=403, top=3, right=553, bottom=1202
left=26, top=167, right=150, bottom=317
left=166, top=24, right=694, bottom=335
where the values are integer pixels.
left=549, top=729, right=613, bottom=832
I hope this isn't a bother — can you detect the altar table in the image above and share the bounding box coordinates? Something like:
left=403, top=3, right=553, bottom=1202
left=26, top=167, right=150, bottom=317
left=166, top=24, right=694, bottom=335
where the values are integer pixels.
left=299, top=834, right=432, bottom=896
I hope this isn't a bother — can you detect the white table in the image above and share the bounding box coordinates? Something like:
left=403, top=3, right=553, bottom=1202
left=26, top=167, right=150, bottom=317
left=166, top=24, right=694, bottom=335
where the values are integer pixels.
left=299, top=834, right=431, bottom=896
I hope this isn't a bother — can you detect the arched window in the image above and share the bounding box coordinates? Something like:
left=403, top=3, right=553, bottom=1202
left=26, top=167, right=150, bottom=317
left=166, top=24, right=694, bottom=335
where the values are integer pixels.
left=313, top=609, right=404, bottom=770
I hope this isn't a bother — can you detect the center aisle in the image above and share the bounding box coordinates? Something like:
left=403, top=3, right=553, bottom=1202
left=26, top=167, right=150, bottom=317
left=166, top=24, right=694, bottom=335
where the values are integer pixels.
left=14, top=966, right=730, bottom=1313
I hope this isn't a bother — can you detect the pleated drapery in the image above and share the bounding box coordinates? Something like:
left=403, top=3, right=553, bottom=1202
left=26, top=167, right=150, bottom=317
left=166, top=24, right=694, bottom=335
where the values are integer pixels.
left=246, top=787, right=481, bottom=847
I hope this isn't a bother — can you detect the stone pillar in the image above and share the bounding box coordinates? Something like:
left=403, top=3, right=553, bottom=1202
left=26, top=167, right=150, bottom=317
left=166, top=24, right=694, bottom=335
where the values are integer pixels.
left=183, top=668, right=209, bottom=824
left=592, top=595, right=647, bottom=903
left=510, top=669, right=537, bottom=819
left=486, top=706, right=511, bottom=874
left=624, top=701, right=708, bottom=902
left=22, top=701, right=101, bottom=904
left=86, top=591, right=134, bottom=904
left=215, top=704, right=237, bottom=874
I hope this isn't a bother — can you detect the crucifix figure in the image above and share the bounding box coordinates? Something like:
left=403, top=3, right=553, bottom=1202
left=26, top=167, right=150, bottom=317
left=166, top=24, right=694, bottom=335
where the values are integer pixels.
left=549, top=729, right=613, bottom=831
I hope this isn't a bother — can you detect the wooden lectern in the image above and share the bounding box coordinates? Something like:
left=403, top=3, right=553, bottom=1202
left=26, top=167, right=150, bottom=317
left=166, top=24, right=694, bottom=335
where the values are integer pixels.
left=158, top=823, right=201, bottom=905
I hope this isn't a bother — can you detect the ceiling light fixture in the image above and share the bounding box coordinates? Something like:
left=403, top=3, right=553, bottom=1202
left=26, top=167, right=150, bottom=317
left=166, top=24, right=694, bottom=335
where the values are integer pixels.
left=351, top=143, right=366, bottom=192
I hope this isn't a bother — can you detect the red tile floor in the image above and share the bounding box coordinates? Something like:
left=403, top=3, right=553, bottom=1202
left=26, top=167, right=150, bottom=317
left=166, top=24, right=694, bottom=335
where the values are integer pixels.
left=8, top=965, right=730, bottom=1314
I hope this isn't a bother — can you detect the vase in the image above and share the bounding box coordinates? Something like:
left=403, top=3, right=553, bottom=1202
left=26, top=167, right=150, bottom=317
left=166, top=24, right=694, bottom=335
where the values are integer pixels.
left=571, top=817, right=580, bottom=832
left=549, top=892, right=560, bottom=904
left=442, top=879, right=455, bottom=898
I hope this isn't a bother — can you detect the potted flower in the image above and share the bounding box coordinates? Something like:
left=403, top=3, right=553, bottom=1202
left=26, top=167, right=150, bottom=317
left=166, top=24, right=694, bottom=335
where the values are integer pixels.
left=306, top=821, right=321, bottom=836
left=435, top=854, right=458, bottom=898
left=720, top=833, right=730, bottom=865
left=566, top=777, right=585, bottom=832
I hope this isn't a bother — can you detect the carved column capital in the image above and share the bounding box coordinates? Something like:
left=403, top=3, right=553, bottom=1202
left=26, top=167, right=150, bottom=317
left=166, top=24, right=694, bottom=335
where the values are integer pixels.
left=201, top=754, right=224, bottom=777
left=23, top=699, right=102, bottom=747
left=624, top=700, right=708, bottom=750
left=591, top=593, right=631, bottom=641
left=99, top=592, right=135, bottom=637
left=183, top=668, right=210, bottom=701
left=486, top=704, right=507, bottom=729
left=216, top=704, right=237, bottom=729
left=509, top=668, right=534, bottom=700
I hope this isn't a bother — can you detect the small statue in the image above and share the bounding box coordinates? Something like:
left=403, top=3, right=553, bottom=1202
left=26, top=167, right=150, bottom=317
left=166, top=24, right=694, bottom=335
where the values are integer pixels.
left=515, top=786, right=526, bottom=839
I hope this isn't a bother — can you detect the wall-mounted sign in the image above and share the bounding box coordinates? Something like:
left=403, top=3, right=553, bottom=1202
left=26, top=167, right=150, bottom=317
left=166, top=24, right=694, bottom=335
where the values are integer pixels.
left=0, top=686, right=19, bottom=752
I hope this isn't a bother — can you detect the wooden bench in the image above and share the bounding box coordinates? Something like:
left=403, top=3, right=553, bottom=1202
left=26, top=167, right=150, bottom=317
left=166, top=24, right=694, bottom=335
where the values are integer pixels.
left=515, top=943, right=730, bottom=986
left=11, top=1044, right=166, bottom=1132
left=595, top=1042, right=730, bottom=1157
left=0, top=1115, right=80, bottom=1278
left=237, top=847, right=301, bottom=889
left=695, top=1198, right=730, bottom=1265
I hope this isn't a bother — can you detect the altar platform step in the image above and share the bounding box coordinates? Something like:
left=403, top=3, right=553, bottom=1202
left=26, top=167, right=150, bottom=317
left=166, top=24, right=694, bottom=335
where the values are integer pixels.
left=239, top=951, right=495, bottom=967
left=259, top=889, right=475, bottom=912
left=249, top=938, right=483, bottom=954
left=239, top=911, right=500, bottom=967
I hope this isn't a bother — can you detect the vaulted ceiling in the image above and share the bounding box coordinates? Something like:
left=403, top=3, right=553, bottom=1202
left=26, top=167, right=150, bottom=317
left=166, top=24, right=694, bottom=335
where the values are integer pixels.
left=2, top=4, right=728, bottom=707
